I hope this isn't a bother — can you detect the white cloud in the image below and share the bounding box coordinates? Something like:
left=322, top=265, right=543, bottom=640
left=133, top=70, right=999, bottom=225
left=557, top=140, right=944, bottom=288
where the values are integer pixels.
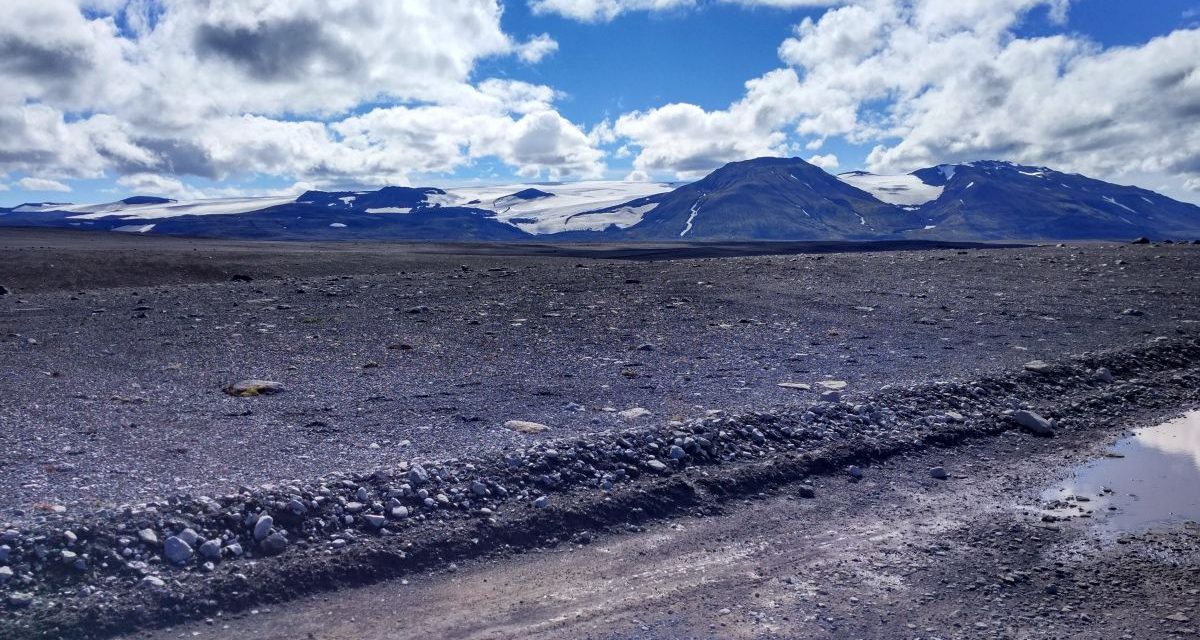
left=608, top=0, right=1200, bottom=200
left=528, top=0, right=843, bottom=22
left=19, top=177, right=72, bottom=192
left=517, top=33, right=559, bottom=63
left=0, top=0, right=604, bottom=193
left=807, top=153, right=838, bottom=169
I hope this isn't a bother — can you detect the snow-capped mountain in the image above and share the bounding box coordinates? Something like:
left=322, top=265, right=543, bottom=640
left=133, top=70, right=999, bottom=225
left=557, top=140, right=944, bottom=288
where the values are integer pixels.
left=2, top=159, right=1197, bottom=242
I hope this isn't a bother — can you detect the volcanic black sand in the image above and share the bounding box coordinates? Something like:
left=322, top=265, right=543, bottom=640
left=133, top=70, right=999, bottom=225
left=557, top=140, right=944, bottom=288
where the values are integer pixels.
left=0, top=229, right=1197, bottom=639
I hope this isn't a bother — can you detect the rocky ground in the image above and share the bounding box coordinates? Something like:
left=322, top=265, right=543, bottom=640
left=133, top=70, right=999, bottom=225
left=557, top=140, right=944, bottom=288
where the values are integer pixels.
left=0, top=230, right=1198, bottom=638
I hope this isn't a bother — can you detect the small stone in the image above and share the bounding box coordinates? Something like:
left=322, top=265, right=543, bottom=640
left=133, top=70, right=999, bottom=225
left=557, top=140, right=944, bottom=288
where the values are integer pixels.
left=929, top=466, right=949, bottom=480
left=470, top=481, right=490, bottom=496
left=260, top=532, right=289, bottom=555
left=817, top=380, right=848, bottom=390
left=9, top=592, right=34, bottom=607
left=391, top=506, right=410, bottom=519
left=820, top=390, right=842, bottom=402
left=646, top=459, right=669, bottom=473
left=533, top=496, right=550, bottom=509
left=0, top=566, right=13, bottom=583
left=777, top=382, right=811, bottom=391
left=1093, top=367, right=1114, bottom=383
left=253, top=515, right=274, bottom=541
left=363, top=514, right=386, bottom=528
left=618, top=407, right=652, bottom=420
left=1120, top=308, right=1144, bottom=316
left=504, top=420, right=550, bottom=434
left=1023, top=360, right=1052, bottom=374
left=163, top=536, right=193, bottom=564
left=1013, top=410, right=1055, bottom=436
left=140, top=576, right=166, bottom=589
left=407, top=465, right=429, bottom=485
left=797, top=485, right=816, bottom=499
left=199, top=539, right=222, bottom=559
left=669, top=445, right=686, bottom=460
left=223, top=379, right=286, bottom=397
left=847, top=465, right=863, bottom=480
left=176, top=528, right=200, bottom=547
left=137, top=528, right=158, bottom=545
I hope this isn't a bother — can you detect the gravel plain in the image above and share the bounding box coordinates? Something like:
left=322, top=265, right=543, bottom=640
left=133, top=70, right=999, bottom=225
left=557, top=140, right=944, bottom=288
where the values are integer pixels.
left=0, top=230, right=1198, bottom=638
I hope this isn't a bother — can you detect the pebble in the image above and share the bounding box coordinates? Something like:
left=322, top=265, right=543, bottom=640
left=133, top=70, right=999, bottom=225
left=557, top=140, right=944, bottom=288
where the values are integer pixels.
left=177, top=528, right=200, bottom=547
left=533, top=496, right=550, bottom=509
left=363, top=514, right=386, bottom=528
left=0, top=566, right=12, bottom=583
left=408, top=465, right=429, bottom=486
left=260, top=532, right=289, bottom=555
left=618, top=407, right=652, bottom=420
left=9, top=592, right=34, bottom=607
left=1093, top=367, right=1114, bottom=383
left=929, top=466, right=949, bottom=480
left=504, top=420, right=550, bottom=434
left=223, top=380, right=286, bottom=397
left=777, top=382, right=811, bottom=391
left=199, top=539, right=222, bottom=559
left=1012, top=410, right=1054, bottom=436
left=797, top=485, right=816, bottom=499
left=669, top=445, right=686, bottom=460
left=1023, top=360, right=1052, bottom=374
left=163, top=536, right=193, bottom=564
left=646, top=459, right=669, bottom=473
left=848, top=465, right=864, bottom=479
left=137, top=528, right=158, bottom=545
left=817, top=380, right=848, bottom=390
left=253, top=515, right=274, bottom=541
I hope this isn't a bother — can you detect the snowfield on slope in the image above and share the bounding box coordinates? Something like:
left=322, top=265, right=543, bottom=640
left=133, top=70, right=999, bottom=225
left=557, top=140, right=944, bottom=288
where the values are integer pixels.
left=837, top=172, right=944, bottom=206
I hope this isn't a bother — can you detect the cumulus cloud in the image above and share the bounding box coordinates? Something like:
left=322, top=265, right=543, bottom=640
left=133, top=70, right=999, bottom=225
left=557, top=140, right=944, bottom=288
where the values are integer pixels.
left=529, top=0, right=843, bottom=22
left=609, top=0, right=1200, bottom=200
left=807, top=153, right=838, bottom=169
left=0, top=0, right=603, bottom=194
left=19, top=177, right=73, bottom=192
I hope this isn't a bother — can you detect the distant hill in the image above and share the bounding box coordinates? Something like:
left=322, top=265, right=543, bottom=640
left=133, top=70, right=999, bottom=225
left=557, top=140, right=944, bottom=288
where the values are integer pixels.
left=2, top=160, right=1197, bottom=242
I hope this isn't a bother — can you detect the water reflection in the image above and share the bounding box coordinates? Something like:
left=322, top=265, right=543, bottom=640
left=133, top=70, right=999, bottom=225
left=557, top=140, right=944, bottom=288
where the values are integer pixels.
left=1042, top=411, right=1200, bottom=535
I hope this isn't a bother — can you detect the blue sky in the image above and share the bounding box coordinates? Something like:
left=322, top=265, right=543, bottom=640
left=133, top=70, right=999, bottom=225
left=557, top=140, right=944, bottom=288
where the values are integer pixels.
left=2, top=0, right=1199, bottom=206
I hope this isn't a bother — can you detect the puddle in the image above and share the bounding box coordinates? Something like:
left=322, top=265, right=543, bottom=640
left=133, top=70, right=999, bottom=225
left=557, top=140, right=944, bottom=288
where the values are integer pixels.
left=1041, top=411, right=1200, bottom=536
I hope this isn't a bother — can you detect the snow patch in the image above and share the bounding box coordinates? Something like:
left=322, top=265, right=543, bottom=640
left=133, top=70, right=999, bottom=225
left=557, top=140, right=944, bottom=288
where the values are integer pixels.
left=329, top=222, right=347, bottom=228
left=112, top=224, right=155, bottom=233
left=837, top=172, right=944, bottom=206
left=449, top=181, right=673, bottom=235
left=681, top=197, right=704, bottom=237
left=68, top=196, right=298, bottom=220
left=1103, top=196, right=1137, bottom=214
left=365, top=207, right=412, bottom=214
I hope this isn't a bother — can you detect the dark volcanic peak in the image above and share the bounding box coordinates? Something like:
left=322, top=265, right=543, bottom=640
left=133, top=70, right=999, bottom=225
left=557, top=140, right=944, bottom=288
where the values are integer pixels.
left=297, top=186, right=447, bottom=211
left=617, top=156, right=910, bottom=241
left=909, top=160, right=1200, bottom=241
left=507, top=188, right=554, bottom=201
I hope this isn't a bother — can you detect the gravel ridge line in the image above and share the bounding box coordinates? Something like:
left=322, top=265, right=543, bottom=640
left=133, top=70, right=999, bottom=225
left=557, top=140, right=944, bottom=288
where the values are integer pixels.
left=2, top=336, right=1198, bottom=638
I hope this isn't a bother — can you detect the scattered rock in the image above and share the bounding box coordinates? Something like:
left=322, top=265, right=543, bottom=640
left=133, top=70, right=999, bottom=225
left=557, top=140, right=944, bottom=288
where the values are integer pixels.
left=797, top=485, right=816, bottom=499
left=1023, top=360, right=1052, bottom=374
left=9, top=592, right=34, bottom=607
left=504, top=420, right=550, bottom=434
left=929, top=466, right=949, bottom=480
left=362, top=514, right=386, bottom=528
left=1120, top=308, right=1144, bottom=316
left=253, top=515, right=274, bottom=541
left=1131, top=237, right=1150, bottom=244
left=223, top=380, right=286, bottom=397
left=163, top=536, right=193, bottom=564
left=1093, top=367, right=1114, bottom=383
left=260, top=532, right=289, bottom=555
left=0, top=566, right=13, bottom=583
left=777, top=382, right=811, bottom=391
left=618, top=407, right=652, bottom=420
left=137, top=528, right=158, bottom=545
left=229, top=274, right=254, bottom=282
left=645, top=459, right=669, bottom=473
left=199, top=539, right=222, bottom=559
left=533, top=496, right=550, bottom=509
left=1012, top=410, right=1055, bottom=436
left=0, top=285, right=9, bottom=296
left=817, top=380, right=848, bottom=390
left=847, top=465, right=863, bottom=479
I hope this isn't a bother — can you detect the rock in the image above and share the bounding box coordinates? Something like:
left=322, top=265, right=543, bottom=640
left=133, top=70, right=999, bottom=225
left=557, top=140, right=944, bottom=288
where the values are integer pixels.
left=407, top=465, right=429, bottom=486
left=137, top=528, right=158, bottom=545
left=0, top=545, right=8, bottom=563
left=504, top=420, right=550, bottom=434
left=820, top=390, right=842, bottom=402
left=1013, top=410, right=1055, bottom=436
left=1023, top=360, right=1052, bottom=374
left=1093, top=367, right=1114, bottom=383
left=260, top=532, right=289, bottom=555
left=669, top=445, right=686, bottom=460
left=176, top=528, right=200, bottom=547
left=229, top=274, right=254, bottom=282
left=9, top=592, right=34, bottom=607
left=847, top=465, right=863, bottom=480
left=253, top=514, right=274, bottom=541
left=363, top=514, right=386, bottom=528
left=223, top=379, right=286, bottom=397
left=391, top=506, right=409, bottom=519
left=1131, top=237, right=1150, bottom=244
left=777, top=382, right=811, bottom=391
left=533, top=496, right=550, bottom=509
left=618, top=407, right=652, bottom=420
left=0, top=286, right=9, bottom=296
left=163, top=536, right=193, bottom=564
left=139, top=576, right=166, bottom=589
left=929, top=466, right=949, bottom=480
left=470, top=481, right=490, bottom=496
left=1120, top=308, right=1144, bottom=316
left=817, top=380, right=848, bottom=390
left=199, top=539, right=222, bottom=559
left=646, top=459, right=669, bottom=473
left=797, top=485, right=816, bottom=499
left=0, top=566, right=12, bottom=583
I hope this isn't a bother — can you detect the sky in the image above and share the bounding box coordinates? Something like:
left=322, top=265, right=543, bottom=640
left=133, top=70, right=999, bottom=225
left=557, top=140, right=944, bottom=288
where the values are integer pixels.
left=1, top=0, right=1199, bottom=206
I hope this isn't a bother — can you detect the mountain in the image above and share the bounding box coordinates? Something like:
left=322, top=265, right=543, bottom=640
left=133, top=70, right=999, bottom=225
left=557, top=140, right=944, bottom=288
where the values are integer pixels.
left=2, top=159, right=1197, bottom=242
left=594, top=157, right=912, bottom=241
left=902, top=161, right=1200, bottom=241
